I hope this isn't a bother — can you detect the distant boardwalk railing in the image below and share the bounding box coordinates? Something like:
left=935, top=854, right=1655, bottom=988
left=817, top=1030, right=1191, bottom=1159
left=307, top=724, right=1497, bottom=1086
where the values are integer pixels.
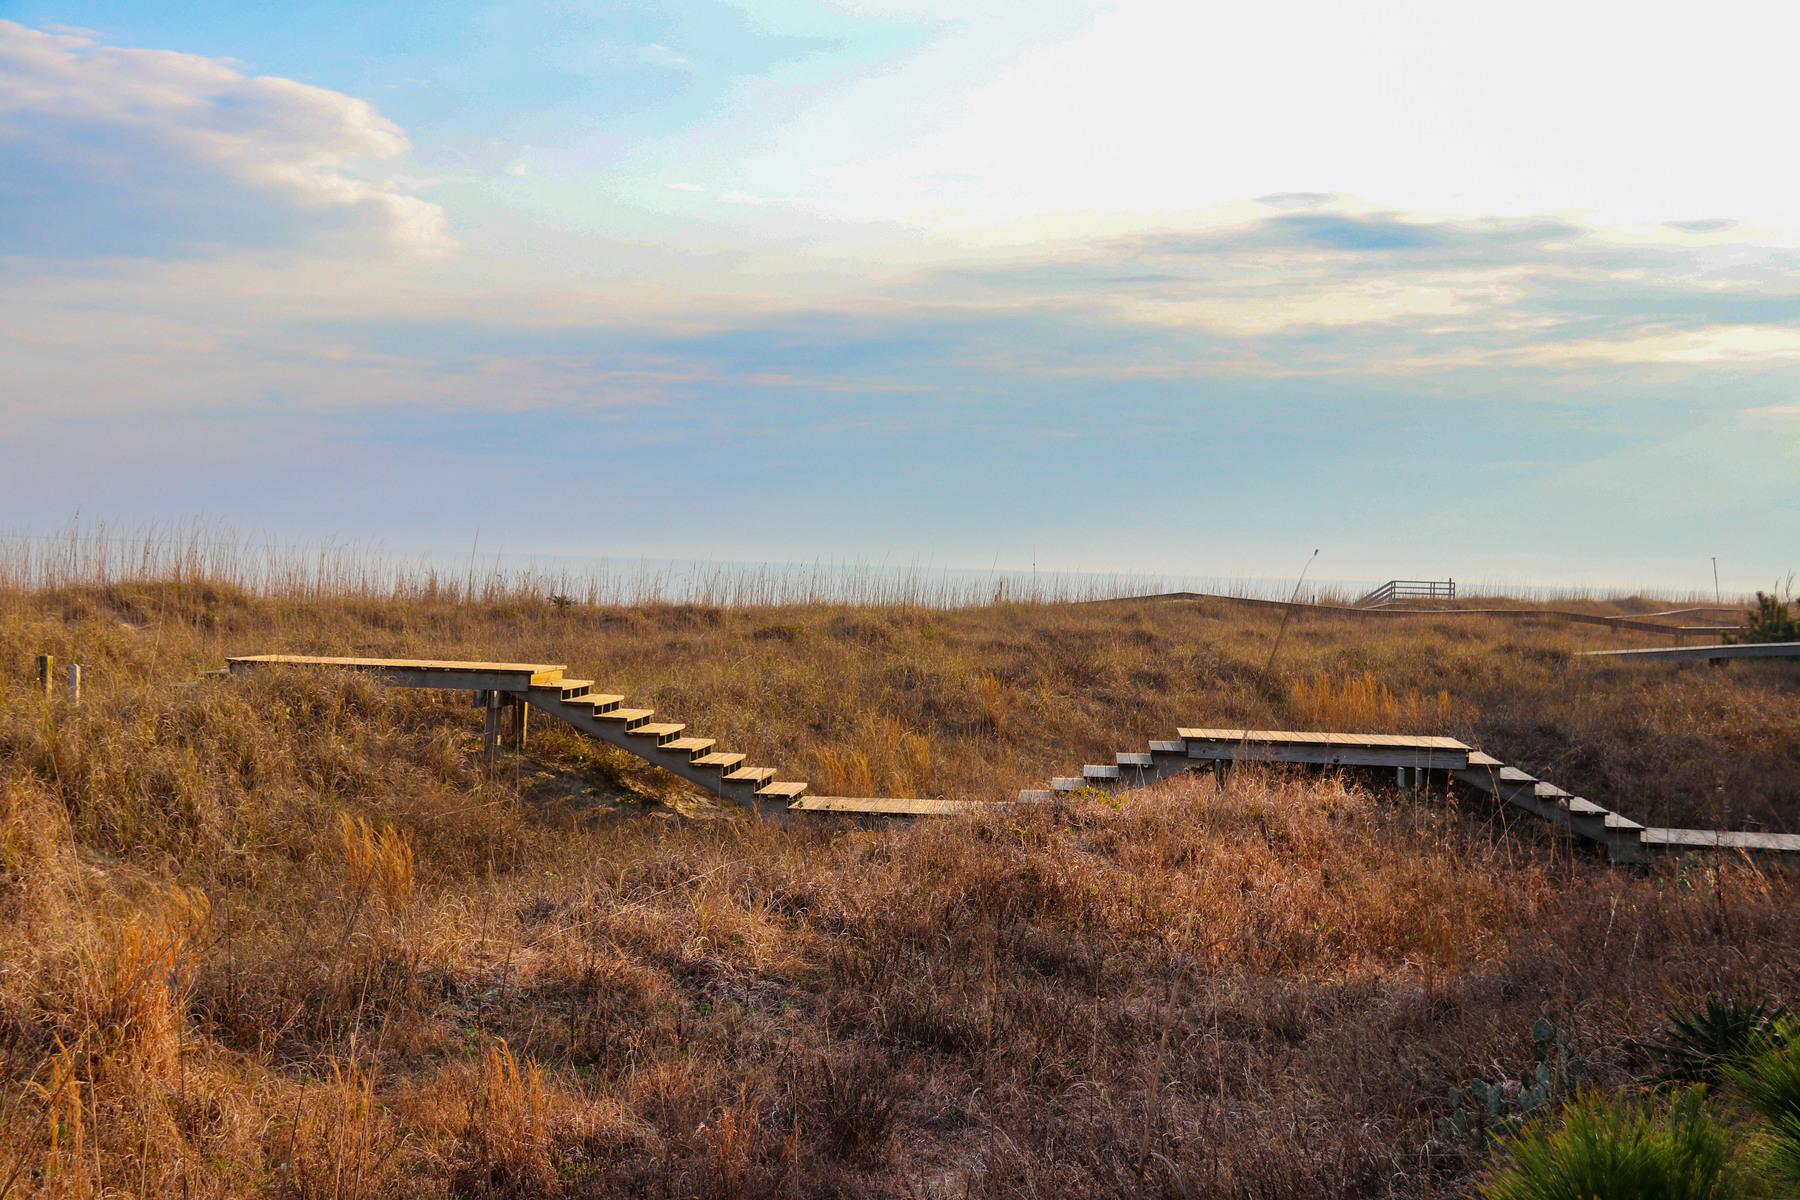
left=1357, top=579, right=1456, bottom=606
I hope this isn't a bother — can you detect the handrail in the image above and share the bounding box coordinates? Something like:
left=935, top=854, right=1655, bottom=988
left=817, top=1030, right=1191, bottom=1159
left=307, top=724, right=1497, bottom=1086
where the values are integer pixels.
left=1356, top=579, right=1455, bottom=607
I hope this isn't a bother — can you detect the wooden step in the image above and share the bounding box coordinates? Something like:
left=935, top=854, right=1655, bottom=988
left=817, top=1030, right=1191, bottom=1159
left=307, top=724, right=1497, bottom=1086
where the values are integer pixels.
left=1116, top=753, right=1153, bottom=767
left=758, top=781, right=808, bottom=800
left=725, top=767, right=776, bottom=784
left=595, top=708, right=654, bottom=730
left=564, top=693, right=624, bottom=714
left=693, top=752, right=746, bottom=770
left=1050, top=778, right=1084, bottom=791
left=627, top=722, right=685, bottom=746
left=1149, top=740, right=1185, bottom=754
left=661, top=737, right=716, bottom=759
left=1084, top=765, right=1122, bottom=780
left=532, top=677, right=593, bottom=699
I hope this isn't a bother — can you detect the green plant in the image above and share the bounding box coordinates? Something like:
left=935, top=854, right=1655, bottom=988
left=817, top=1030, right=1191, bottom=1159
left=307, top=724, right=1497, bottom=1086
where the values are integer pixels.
left=1725, top=592, right=1800, bottom=645
left=1647, top=996, right=1790, bottom=1085
left=550, top=593, right=574, bottom=612
left=1479, top=1087, right=1740, bottom=1200
left=1726, top=1040, right=1800, bottom=1183
left=1442, top=1020, right=1584, bottom=1143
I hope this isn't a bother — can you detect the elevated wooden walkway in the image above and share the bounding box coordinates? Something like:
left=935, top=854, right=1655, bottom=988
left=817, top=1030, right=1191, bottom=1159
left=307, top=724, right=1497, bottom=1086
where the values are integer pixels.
left=224, top=655, right=1797, bottom=854
left=1104, top=592, right=1742, bottom=643
left=229, top=654, right=840, bottom=819
left=1583, top=641, right=1800, bottom=663
left=1176, top=728, right=1469, bottom=769
left=228, top=655, right=565, bottom=690
left=1019, top=728, right=1798, bottom=864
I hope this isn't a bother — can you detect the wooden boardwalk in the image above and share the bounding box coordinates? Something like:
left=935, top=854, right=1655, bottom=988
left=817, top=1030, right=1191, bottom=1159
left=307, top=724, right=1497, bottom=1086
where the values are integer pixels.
left=1100, top=592, right=1743, bottom=643
left=1175, top=728, right=1470, bottom=770
left=230, top=655, right=976, bottom=822
left=228, top=654, right=565, bottom=690
left=1583, top=641, right=1800, bottom=663
left=225, top=654, right=1798, bottom=855
left=1020, top=728, right=1797, bottom=864
left=228, top=654, right=827, bottom=818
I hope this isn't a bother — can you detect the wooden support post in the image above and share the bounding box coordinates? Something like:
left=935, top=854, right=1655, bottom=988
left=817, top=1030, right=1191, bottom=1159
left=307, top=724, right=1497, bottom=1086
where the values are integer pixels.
left=36, top=654, right=52, bottom=700
left=482, top=690, right=504, bottom=771
left=67, top=664, right=81, bottom=706
left=501, top=695, right=528, bottom=750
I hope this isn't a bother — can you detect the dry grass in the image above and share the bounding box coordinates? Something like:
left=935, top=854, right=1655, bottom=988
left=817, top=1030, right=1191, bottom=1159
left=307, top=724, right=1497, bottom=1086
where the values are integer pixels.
left=1, top=573, right=1797, bottom=1197
left=1292, top=671, right=1458, bottom=731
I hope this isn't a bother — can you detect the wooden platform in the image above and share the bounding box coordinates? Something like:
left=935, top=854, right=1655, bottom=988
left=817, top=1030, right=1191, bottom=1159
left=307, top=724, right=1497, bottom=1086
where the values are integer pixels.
left=787, top=796, right=974, bottom=817
left=227, top=654, right=566, bottom=691
left=1583, top=642, right=1800, bottom=663
left=1175, top=728, right=1472, bottom=770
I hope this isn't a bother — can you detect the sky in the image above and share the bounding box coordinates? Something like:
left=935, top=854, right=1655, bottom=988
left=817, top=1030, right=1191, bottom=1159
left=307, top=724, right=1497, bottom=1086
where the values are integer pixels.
left=1, top=0, right=1797, bottom=592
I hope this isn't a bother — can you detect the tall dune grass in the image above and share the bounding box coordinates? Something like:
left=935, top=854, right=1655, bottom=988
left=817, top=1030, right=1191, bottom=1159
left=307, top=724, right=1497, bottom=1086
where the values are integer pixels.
left=0, top=520, right=1746, bottom=610
left=1, top=531, right=1796, bottom=1197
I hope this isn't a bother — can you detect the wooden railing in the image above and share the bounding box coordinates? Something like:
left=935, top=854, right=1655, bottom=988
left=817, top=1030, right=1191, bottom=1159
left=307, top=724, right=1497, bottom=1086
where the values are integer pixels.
left=1357, top=579, right=1455, bottom=606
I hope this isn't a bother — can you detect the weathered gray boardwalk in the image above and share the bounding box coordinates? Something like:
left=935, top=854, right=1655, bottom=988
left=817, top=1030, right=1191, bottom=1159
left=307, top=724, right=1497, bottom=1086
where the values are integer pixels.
left=1583, top=641, right=1800, bottom=663
left=1104, top=592, right=1743, bottom=642
left=1176, top=728, right=1470, bottom=770
left=1642, top=828, right=1800, bottom=853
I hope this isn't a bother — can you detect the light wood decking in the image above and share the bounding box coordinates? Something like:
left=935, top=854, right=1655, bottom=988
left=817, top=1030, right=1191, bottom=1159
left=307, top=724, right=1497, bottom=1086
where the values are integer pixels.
left=1020, top=727, right=1796, bottom=864
left=227, top=654, right=818, bottom=817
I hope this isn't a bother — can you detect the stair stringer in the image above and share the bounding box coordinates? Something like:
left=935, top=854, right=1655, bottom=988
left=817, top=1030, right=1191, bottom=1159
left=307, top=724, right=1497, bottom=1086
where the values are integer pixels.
left=521, top=691, right=798, bottom=820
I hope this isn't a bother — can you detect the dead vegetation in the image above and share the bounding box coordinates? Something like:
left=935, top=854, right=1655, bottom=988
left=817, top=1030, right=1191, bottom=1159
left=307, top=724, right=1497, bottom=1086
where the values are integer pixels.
left=1, top=578, right=1797, bottom=1197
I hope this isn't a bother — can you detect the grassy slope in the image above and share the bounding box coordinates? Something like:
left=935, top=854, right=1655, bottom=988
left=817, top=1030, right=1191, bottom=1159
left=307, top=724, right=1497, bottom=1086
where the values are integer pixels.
left=2, top=582, right=1797, bottom=1198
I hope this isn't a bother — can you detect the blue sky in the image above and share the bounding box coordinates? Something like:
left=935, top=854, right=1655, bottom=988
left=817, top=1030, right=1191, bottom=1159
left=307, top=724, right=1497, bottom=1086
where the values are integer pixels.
left=1, top=1, right=1797, bottom=590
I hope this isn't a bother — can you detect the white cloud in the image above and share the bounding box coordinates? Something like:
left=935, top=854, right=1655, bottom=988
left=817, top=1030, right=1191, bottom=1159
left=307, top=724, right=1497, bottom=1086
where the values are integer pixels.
left=0, top=21, right=450, bottom=258
left=732, top=0, right=1800, bottom=239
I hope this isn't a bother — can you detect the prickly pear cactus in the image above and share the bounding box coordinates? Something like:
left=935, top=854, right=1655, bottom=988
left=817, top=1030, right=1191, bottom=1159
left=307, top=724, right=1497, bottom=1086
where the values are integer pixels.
left=1437, top=1019, right=1584, bottom=1144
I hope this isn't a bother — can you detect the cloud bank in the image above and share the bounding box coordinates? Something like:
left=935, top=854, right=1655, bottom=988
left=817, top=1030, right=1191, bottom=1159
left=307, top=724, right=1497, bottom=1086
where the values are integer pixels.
left=0, top=21, right=449, bottom=258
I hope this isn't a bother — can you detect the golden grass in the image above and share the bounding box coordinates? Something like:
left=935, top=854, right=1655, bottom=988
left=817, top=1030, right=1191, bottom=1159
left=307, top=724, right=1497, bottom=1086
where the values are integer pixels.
left=1292, top=670, right=1458, bottom=731
left=0, top=575, right=1797, bottom=1197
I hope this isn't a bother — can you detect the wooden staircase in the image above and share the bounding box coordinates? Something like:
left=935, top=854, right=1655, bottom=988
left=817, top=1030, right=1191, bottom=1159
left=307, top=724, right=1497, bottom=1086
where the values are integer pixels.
left=1019, top=727, right=1800, bottom=863
left=518, top=672, right=808, bottom=817
left=228, top=656, right=809, bottom=817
